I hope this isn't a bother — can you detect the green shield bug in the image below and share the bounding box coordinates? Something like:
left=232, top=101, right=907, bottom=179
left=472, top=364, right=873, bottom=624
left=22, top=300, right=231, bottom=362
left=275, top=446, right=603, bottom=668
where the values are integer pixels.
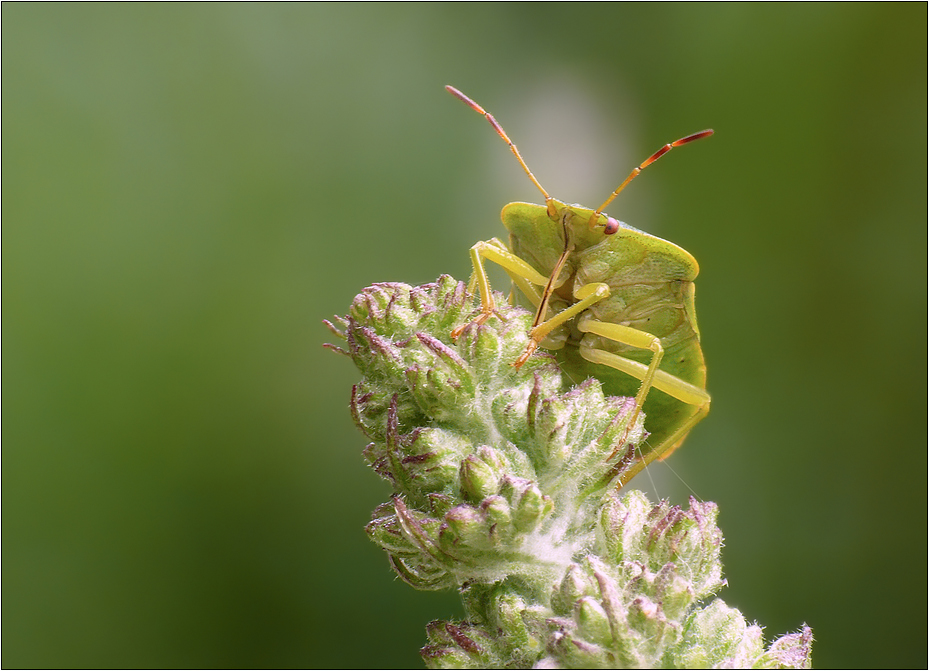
left=446, top=85, right=712, bottom=487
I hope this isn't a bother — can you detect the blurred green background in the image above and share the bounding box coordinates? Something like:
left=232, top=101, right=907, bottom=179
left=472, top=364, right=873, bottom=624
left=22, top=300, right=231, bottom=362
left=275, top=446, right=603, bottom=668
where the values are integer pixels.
left=4, top=4, right=925, bottom=668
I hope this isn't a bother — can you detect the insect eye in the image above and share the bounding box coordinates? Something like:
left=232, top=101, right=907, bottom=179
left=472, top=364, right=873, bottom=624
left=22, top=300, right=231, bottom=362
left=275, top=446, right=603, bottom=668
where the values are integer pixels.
left=604, top=217, right=620, bottom=235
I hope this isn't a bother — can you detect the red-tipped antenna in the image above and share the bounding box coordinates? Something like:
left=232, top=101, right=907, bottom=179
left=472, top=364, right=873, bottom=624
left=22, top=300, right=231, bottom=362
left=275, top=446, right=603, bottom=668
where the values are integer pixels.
left=588, top=129, right=714, bottom=230
left=446, top=85, right=556, bottom=217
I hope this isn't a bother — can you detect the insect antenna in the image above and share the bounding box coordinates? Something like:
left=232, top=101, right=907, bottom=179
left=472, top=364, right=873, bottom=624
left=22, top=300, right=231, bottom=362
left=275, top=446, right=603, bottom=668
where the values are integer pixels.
left=588, top=129, right=714, bottom=230
left=446, top=86, right=557, bottom=218
left=531, top=209, right=573, bottom=329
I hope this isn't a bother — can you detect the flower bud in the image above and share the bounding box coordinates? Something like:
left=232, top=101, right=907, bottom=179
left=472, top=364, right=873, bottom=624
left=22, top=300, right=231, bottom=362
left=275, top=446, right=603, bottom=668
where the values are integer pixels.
left=459, top=454, right=498, bottom=503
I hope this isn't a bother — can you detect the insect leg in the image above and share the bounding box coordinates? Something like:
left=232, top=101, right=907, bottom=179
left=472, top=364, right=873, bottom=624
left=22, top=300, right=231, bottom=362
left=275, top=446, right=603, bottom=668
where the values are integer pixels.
left=451, top=239, right=552, bottom=339
left=577, top=315, right=664, bottom=440
left=576, top=314, right=711, bottom=482
left=511, top=282, right=612, bottom=368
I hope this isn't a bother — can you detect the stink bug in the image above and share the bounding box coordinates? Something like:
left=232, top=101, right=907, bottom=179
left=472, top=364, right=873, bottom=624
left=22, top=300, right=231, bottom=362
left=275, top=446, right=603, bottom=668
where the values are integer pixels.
left=447, top=85, right=712, bottom=486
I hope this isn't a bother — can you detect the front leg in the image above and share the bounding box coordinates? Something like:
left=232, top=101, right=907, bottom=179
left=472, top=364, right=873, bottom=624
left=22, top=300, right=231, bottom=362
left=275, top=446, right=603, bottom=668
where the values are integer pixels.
left=451, top=238, right=553, bottom=339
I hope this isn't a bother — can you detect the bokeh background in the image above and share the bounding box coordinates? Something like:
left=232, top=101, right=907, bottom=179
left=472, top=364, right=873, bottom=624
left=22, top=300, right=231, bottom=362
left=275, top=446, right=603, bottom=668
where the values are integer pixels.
left=4, top=4, right=926, bottom=668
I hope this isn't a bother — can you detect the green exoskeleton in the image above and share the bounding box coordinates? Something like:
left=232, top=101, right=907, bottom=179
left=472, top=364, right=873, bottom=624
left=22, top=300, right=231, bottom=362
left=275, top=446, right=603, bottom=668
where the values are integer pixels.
left=447, top=85, right=712, bottom=487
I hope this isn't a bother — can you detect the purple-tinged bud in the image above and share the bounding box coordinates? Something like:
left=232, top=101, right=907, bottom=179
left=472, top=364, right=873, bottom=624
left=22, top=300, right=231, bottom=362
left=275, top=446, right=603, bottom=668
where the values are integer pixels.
left=459, top=454, right=498, bottom=503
